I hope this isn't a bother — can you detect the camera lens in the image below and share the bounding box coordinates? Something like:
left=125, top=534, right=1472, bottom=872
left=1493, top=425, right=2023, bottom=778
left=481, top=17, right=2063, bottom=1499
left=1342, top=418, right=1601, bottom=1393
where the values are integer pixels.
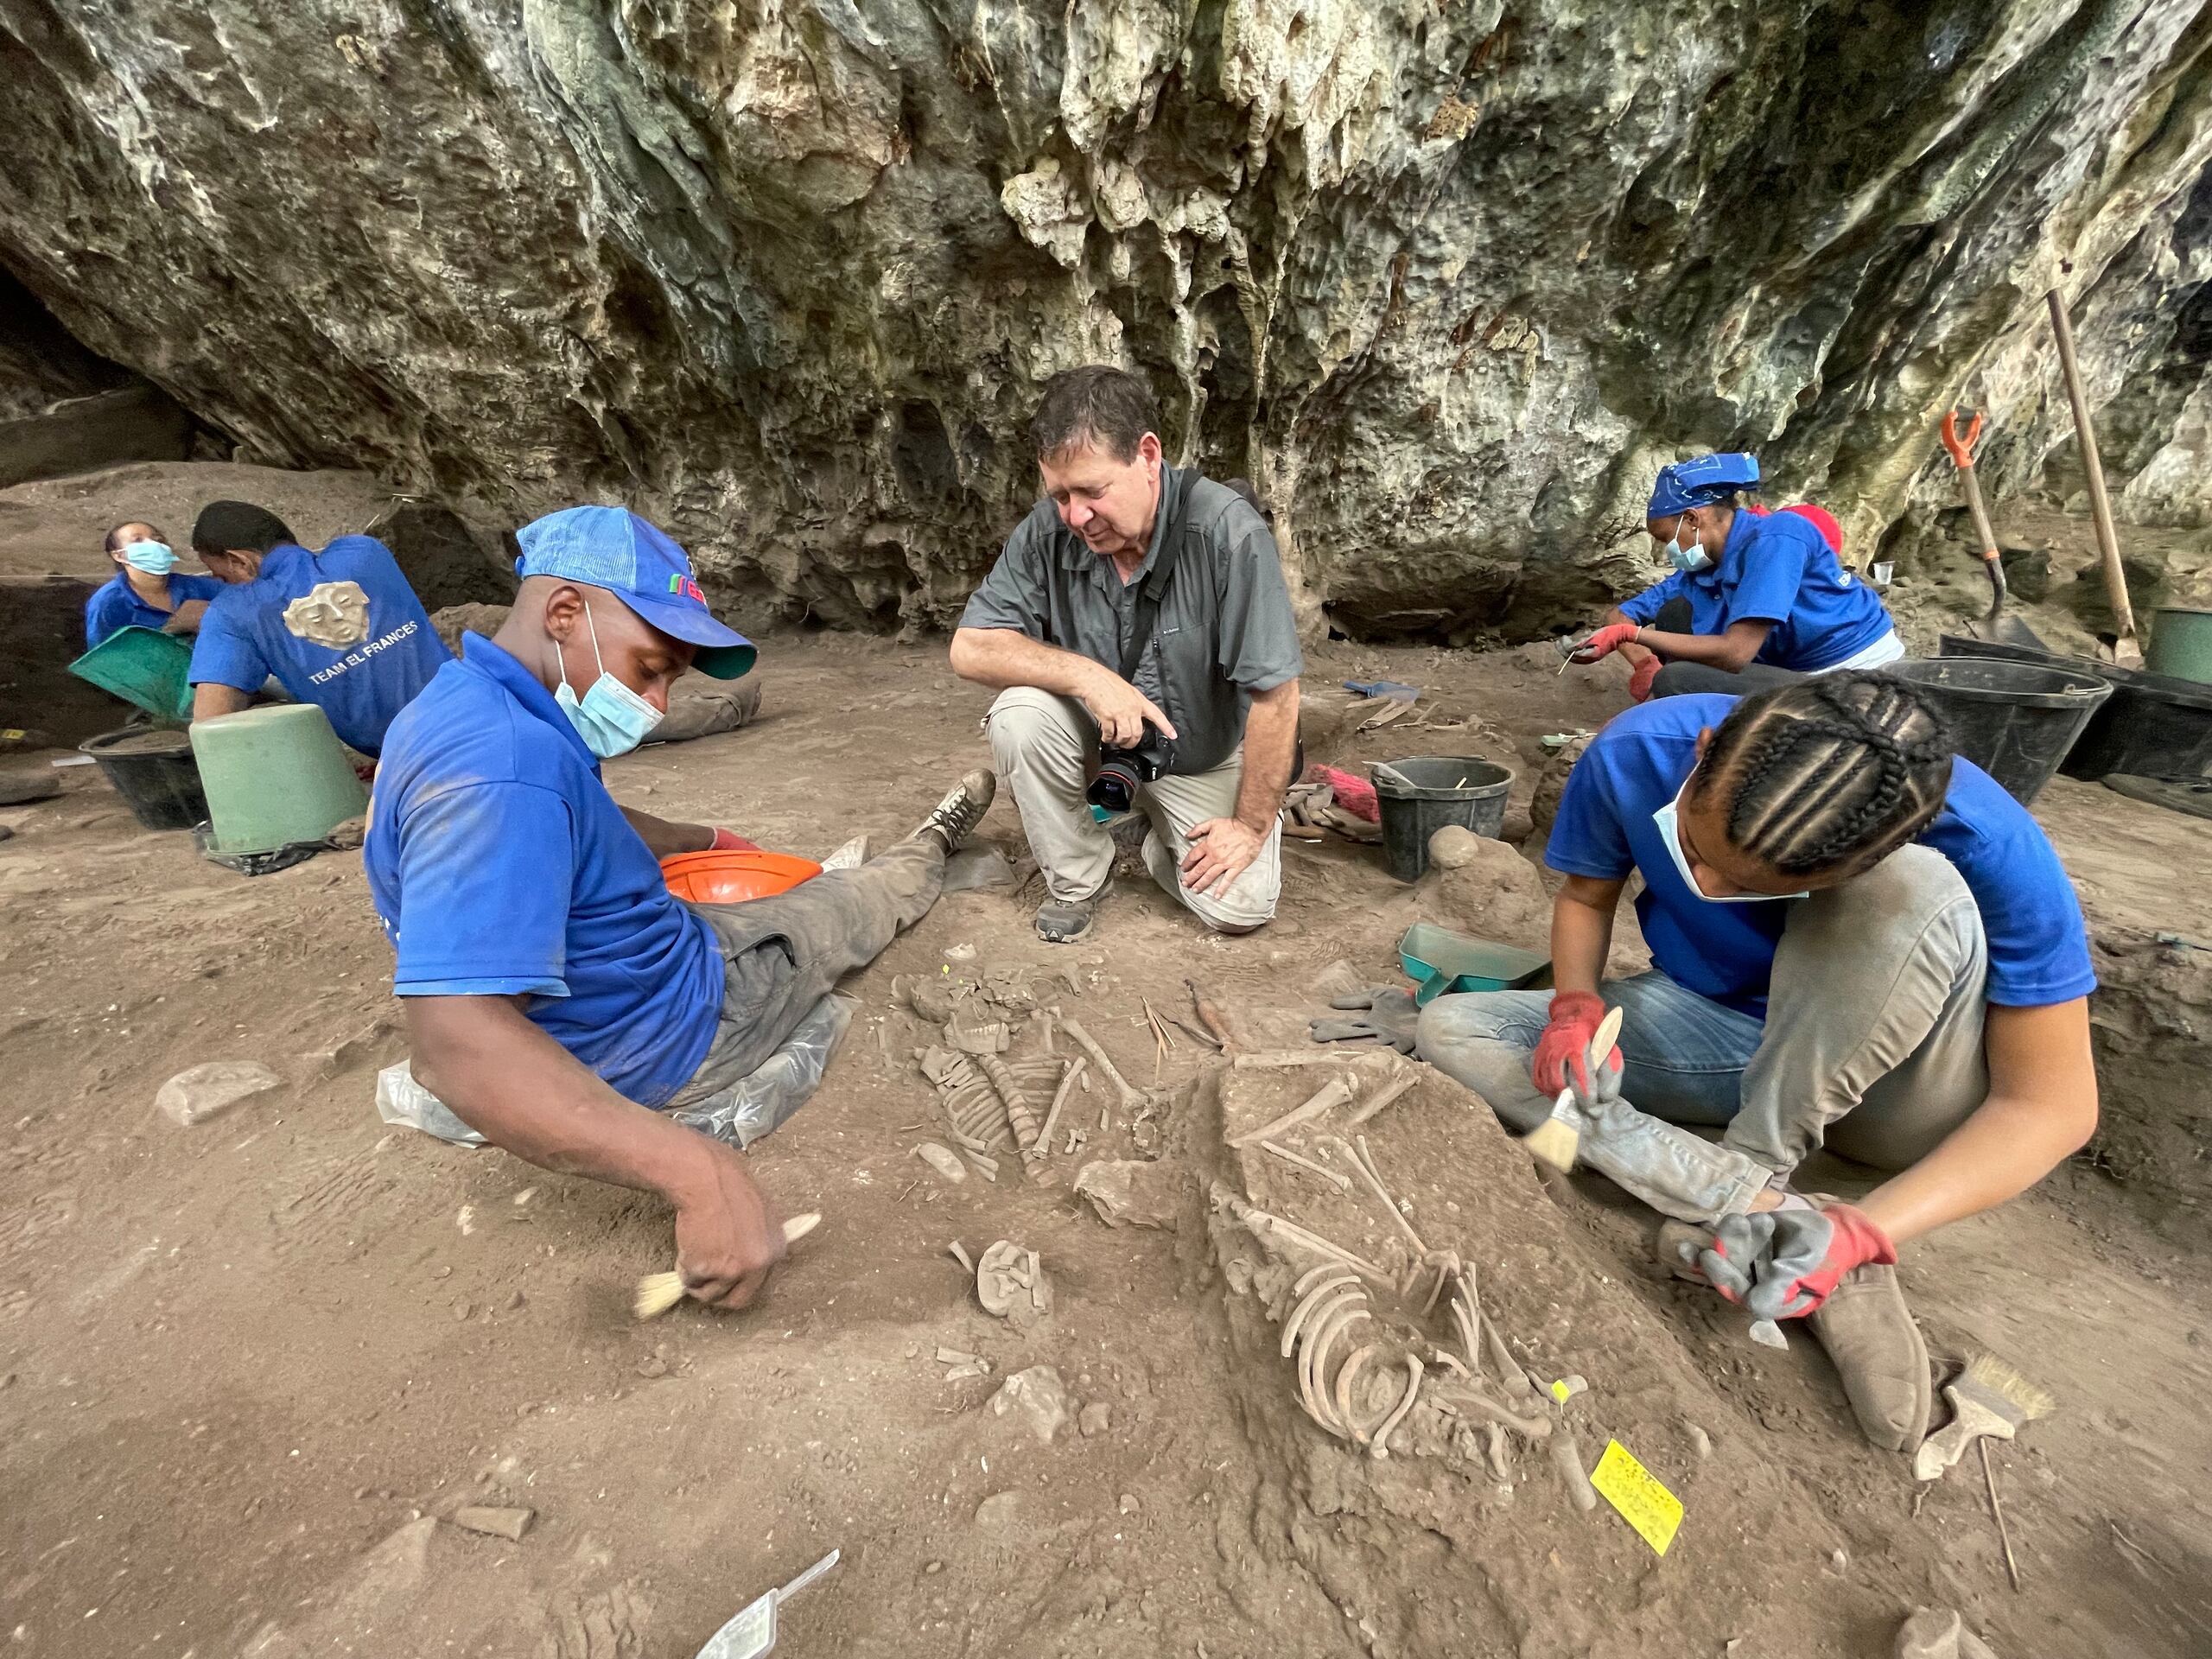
left=1086, top=756, right=1141, bottom=814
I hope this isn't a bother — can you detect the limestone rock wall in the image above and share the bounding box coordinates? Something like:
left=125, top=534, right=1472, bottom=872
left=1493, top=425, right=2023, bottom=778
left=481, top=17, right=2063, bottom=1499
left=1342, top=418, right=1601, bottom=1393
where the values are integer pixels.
left=2, top=1, right=2209, bottom=637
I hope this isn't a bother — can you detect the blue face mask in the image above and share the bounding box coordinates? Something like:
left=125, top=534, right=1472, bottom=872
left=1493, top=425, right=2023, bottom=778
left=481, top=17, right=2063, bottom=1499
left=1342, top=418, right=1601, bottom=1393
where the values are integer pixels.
left=552, top=601, right=664, bottom=760
left=121, top=539, right=179, bottom=575
left=1651, top=781, right=1807, bottom=904
left=1666, top=521, right=1710, bottom=574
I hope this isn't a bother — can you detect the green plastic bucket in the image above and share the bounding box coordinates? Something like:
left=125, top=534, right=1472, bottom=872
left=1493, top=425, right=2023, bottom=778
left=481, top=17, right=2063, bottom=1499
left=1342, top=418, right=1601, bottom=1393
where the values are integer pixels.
left=1397, top=922, right=1552, bottom=1007
left=67, top=626, right=195, bottom=721
left=2146, top=607, right=2212, bottom=686
left=188, top=702, right=368, bottom=855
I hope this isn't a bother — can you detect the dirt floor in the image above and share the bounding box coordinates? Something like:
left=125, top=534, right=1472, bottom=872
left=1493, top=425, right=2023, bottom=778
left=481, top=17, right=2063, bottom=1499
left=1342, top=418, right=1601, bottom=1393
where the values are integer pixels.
left=2, top=464, right=2210, bottom=1657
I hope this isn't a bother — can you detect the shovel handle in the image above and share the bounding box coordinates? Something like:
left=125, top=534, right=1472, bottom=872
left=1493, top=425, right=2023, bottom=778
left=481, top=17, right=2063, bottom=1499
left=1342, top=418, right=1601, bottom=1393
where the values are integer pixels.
left=1941, top=410, right=1983, bottom=471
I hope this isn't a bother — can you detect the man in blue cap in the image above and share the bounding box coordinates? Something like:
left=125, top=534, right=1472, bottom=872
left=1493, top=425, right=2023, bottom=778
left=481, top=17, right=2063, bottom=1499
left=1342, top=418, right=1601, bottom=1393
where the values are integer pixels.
left=1568, top=454, right=1901, bottom=700
left=365, top=505, right=995, bottom=1312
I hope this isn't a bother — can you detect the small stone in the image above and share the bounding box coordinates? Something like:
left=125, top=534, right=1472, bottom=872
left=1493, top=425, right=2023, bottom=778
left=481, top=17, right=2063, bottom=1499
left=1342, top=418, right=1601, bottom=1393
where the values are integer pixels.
left=636, top=1353, right=669, bottom=1379
left=451, top=1300, right=474, bottom=1322
left=1117, top=1493, right=1139, bottom=1515
left=1078, top=1402, right=1111, bottom=1438
left=1687, top=1424, right=1713, bottom=1459
left=913, top=1142, right=967, bottom=1183
left=924, top=1560, right=944, bottom=1575
left=1829, top=1548, right=1848, bottom=1573
left=988, top=1365, right=1071, bottom=1444
left=1071, top=1160, right=1182, bottom=1231
left=511, top=1187, right=537, bottom=1207
left=504, top=1290, right=525, bottom=1311
left=1426, top=824, right=1486, bottom=868
left=155, top=1060, right=281, bottom=1127
left=944, top=943, right=977, bottom=963
left=450, top=1505, right=534, bottom=1541
left=973, top=1491, right=1023, bottom=1533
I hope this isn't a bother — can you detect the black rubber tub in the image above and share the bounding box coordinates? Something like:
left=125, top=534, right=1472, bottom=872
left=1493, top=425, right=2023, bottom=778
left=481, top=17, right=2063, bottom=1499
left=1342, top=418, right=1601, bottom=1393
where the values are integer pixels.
left=1936, top=636, right=2212, bottom=785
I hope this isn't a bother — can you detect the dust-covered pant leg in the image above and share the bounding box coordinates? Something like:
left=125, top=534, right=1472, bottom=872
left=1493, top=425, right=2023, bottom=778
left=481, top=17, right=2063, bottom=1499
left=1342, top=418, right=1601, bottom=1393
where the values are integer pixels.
left=983, top=686, right=1114, bottom=904
left=1135, top=748, right=1282, bottom=931
left=671, top=838, right=948, bottom=1100
left=1416, top=975, right=1774, bottom=1219
left=1729, top=844, right=1989, bottom=1174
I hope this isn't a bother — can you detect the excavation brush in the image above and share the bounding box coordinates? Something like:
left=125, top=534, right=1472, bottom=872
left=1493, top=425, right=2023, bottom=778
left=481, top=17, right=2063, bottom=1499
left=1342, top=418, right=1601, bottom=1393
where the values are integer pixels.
left=635, top=1212, right=822, bottom=1318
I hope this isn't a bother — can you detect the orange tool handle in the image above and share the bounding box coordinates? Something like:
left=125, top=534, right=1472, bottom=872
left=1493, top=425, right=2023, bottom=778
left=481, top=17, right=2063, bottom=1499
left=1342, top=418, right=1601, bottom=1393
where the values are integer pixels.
left=1941, top=410, right=1982, bottom=471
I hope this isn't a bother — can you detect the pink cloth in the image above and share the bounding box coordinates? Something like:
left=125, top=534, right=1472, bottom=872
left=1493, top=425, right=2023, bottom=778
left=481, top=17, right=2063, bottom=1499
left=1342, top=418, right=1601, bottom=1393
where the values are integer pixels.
left=1313, top=765, right=1379, bottom=822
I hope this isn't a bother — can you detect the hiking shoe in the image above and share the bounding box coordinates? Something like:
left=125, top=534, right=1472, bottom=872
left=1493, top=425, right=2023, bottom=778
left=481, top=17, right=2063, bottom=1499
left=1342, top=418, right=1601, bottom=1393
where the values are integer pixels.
left=1807, top=1262, right=1932, bottom=1454
left=913, top=769, right=995, bottom=852
left=1035, top=893, right=1099, bottom=944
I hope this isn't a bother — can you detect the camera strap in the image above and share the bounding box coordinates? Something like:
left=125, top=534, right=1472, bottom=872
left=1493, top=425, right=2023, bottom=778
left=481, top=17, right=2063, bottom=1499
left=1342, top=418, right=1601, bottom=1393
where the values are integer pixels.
left=1119, top=475, right=1198, bottom=685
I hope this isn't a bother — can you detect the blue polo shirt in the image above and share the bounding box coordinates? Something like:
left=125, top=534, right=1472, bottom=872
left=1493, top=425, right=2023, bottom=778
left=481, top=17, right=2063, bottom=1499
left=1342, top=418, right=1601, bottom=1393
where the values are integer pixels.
left=1546, top=696, right=2097, bottom=1019
left=84, top=569, right=224, bottom=647
left=364, top=634, right=724, bottom=1107
left=1620, top=511, right=1894, bottom=671
left=188, top=537, right=451, bottom=756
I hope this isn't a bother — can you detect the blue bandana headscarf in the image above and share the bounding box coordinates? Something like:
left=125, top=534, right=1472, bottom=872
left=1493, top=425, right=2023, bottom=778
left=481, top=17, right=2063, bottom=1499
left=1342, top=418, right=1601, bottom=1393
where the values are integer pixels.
left=1649, top=452, right=1760, bottom=518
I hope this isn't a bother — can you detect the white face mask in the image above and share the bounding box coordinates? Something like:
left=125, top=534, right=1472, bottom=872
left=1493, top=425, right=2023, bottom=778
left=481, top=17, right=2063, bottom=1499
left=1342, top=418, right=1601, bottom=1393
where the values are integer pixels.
left=551, top=601, right=664, bottom=760
left=1666, top=520, right=1710, bottom=573
left=1651, top=780, right=1807, bottom=904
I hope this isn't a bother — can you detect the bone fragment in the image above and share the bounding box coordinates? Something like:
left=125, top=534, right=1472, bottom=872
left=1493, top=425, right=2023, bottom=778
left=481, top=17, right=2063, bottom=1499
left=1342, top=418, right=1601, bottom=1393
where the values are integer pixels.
left=1301, top=1296, right=1370, bottom=1434
left=1239, top=1205, right=1393, bottom=1281
left=948, top=1241, right=975, bottom=1272
left=1033, top=1058, right=1085, bottom=1158
left=1259, top=1139, right=1353, bottom=1192
left=1231, top=1050, right=1357, bottom=1070
left=1230, top=1077, right=1353, bottom=1148
left=1058, top=1016, right=1144, bottom=1110
left=1551, top=1423, right=1599, bottom=1511
left=1334, top=1343, right=1380, bottom=1444
left=1281, top=1271, right=1360, bottom=1356
left=1345, top=1071, right=1419, bottom=1127
left=979, top=1052, right=1043, bottom=1150
left=1325, top=1134, right=1427, bottom=1255
left=1370, top=1357, right=1426, bottom=1459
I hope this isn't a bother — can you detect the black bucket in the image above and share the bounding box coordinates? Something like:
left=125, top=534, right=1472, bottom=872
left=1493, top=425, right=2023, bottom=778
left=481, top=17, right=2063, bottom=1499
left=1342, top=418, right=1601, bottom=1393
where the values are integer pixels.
left=1882, top=658, right=2110, bottom=805
left=1370, top=757, right=1513, bottom=883
left=79, top=727, right=208, bottom=830
left=1938, top=636, right=2212, bottom=785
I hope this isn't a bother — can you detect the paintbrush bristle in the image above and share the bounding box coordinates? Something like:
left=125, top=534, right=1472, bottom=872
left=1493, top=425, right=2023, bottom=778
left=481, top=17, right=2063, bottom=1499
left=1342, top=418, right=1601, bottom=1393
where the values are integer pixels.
left=1958, top=1351, right=2055, bottom=1421
left=1522, top=1116, right=1580, bottom=1173
left=634, top=1271, right=686, bottom=1320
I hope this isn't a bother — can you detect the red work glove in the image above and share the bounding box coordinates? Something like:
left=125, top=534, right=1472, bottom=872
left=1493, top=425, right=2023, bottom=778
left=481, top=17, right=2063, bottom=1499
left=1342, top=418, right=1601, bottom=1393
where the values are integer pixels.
left=1530, top=990, right=1622, bottom=1096
left=1571, top=622, right=1641, bottom=664
left=1628, top=655, right=1662, bottom=702
left=709, top=827, right=760, bottom=852
left=1703, top=1201, right=1897, bottom=1320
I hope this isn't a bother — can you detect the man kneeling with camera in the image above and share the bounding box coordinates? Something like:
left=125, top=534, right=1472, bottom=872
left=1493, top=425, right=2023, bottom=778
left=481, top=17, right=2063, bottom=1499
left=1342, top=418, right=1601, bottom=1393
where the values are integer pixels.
left=950, top=366, right=1303, bottom=944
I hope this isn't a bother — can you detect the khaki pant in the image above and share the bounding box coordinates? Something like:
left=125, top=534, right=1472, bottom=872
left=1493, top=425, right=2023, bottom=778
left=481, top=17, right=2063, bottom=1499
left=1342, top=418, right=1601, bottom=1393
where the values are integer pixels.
left=983, top=686, right=1282, bottom=931
left=1415, top=845, right=1989, bottom=1218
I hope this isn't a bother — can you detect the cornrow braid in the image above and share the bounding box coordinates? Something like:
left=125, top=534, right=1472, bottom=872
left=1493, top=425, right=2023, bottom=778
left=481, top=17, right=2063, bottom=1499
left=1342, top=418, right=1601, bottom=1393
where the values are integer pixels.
left=1694, top=671, right=1955, bottom=878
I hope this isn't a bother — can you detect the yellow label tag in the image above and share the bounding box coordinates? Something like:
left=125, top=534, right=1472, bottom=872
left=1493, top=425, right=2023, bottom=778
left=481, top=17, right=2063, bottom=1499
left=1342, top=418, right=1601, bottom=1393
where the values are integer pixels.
left=1, top=730, right=23, bottom=741
left=1591, top=1440, right=1682, bottom=1556
left=1550, top=1378, right=1571, bottom=1402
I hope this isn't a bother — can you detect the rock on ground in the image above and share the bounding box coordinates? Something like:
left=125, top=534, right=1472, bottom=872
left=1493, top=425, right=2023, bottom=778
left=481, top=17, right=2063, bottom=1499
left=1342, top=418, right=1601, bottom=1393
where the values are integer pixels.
left=155, top=1059, right=280, bottom=1127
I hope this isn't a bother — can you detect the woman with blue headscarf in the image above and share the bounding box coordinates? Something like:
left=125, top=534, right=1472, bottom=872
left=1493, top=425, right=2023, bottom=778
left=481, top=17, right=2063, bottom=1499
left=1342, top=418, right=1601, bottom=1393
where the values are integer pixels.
left=1571, top=454, right=1903, bottom=700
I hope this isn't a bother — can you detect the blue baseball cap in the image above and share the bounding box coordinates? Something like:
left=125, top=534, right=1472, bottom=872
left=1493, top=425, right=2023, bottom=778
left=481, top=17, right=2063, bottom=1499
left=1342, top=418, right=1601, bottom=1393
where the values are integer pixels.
left=514, top=505, right=755, bottom=679
left=1649, top=452, right=1761, bottom=518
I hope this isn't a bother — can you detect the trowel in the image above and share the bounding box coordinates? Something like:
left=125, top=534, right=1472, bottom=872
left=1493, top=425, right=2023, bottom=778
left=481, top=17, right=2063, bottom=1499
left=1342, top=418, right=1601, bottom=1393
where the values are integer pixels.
left=1941, top=411, right=2049, bottom=651
left=693, top=1548, right=840, bottom=1659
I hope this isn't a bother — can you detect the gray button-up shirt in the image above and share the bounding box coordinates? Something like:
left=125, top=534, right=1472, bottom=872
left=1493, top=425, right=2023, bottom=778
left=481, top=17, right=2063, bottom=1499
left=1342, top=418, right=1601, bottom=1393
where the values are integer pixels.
left=958, top=467, right=1304, bottom=775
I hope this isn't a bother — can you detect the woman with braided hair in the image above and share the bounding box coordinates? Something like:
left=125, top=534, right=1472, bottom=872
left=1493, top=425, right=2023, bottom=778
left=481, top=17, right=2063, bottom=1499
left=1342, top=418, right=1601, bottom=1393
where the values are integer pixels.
left=1415, top=673, right=2098, bottom=1453
left=1567, top=452, right=1903, bottom=701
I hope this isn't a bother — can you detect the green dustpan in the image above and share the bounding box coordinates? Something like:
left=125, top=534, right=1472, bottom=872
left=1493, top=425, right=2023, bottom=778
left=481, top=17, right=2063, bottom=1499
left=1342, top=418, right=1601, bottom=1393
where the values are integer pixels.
left=1398, top=922, right=1551, bottom=1006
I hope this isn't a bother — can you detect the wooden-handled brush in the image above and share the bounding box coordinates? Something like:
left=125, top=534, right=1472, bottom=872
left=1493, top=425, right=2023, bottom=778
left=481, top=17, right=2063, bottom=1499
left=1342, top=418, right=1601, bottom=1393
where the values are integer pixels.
left=633, top=1211, right=821, bottom=1319
left=1912, top=1351, right=2053, bottom=1482
left=1522, top=1006, right=1622, bottom=1173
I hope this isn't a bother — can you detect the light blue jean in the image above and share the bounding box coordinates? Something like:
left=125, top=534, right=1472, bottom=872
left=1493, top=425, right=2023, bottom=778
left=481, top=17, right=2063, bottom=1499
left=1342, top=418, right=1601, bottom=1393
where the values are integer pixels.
left=1414, top=846, right=1991, bottom=1219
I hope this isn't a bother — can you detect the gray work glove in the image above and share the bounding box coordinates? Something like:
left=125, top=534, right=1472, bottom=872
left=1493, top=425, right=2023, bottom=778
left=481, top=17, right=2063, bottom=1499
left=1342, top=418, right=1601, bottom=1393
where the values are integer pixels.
left=1695, top=1207, right=1837, bottom=1322
left=1307, top=987, right=1421, bottom=1054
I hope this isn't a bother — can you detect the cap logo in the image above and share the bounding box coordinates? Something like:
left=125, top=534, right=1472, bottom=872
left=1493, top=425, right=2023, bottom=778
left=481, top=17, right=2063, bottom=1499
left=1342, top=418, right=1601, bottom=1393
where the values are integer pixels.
left=668, top=573, right=705, bottom=605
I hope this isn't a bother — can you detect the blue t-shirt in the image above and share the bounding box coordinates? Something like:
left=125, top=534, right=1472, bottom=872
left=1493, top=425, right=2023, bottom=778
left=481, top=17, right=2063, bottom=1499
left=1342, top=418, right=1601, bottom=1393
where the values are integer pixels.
left=364, top=634, right=724, bottom=1108
left=188, top=537, right=451, bottom=756
left=1544, top=695, right=2097, bottom=1019
left=83, top=569, right=224, bottom=647
left=1620, top=511, right=1894, bottom=671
